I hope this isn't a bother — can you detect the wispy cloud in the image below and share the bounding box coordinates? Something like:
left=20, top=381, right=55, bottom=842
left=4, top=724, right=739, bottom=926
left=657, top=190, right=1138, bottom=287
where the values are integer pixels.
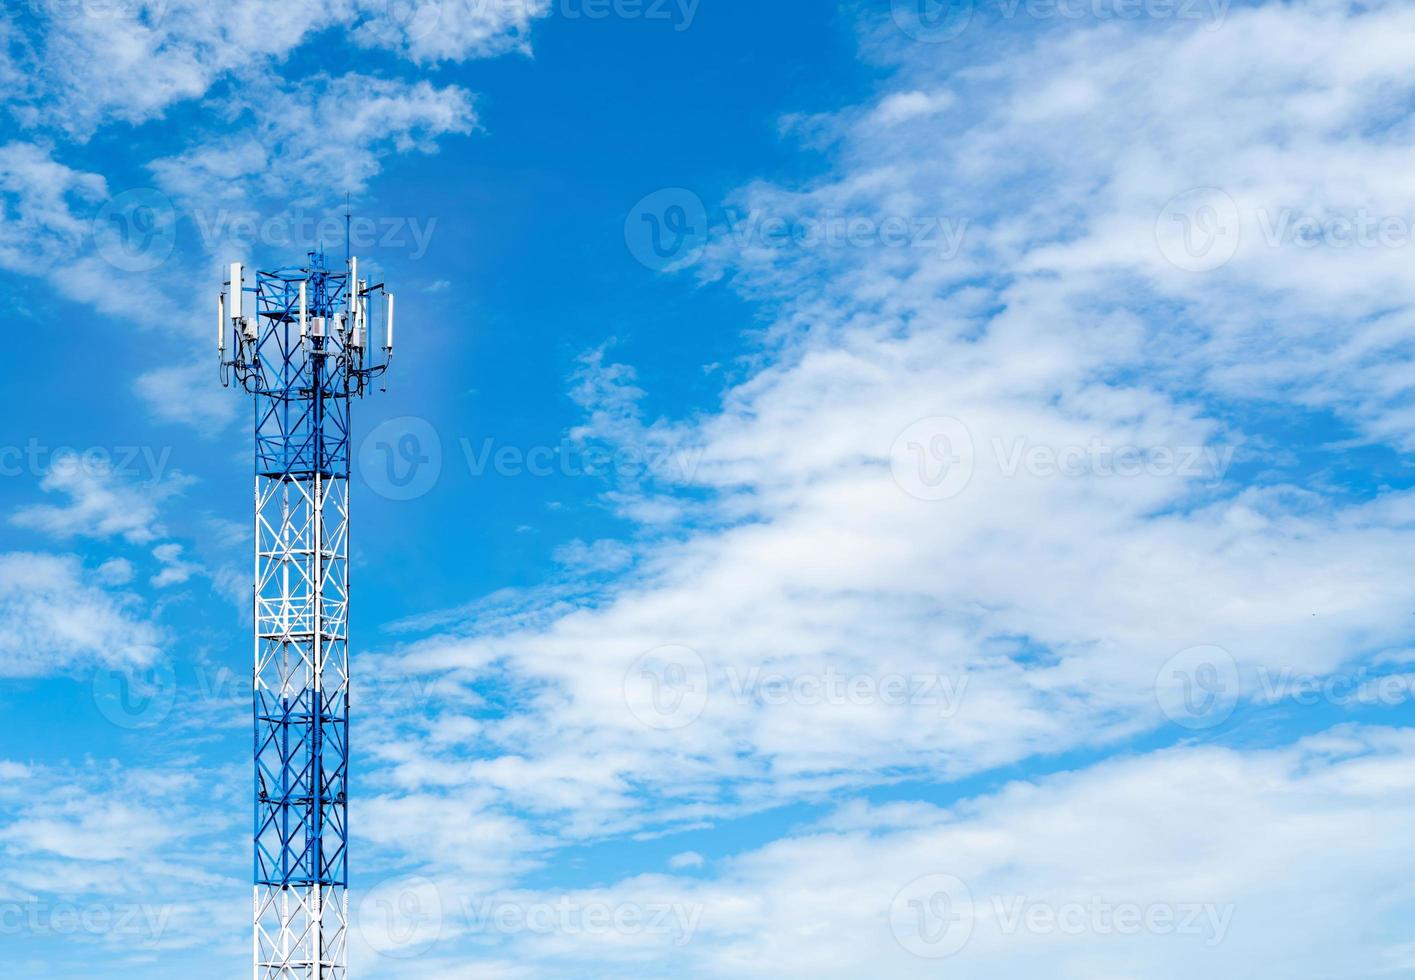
left=0, top=552, right=162, bottom=677
left=353, top=0, right=1415, bottom=932
left=12, top=455, right=184, bottom=545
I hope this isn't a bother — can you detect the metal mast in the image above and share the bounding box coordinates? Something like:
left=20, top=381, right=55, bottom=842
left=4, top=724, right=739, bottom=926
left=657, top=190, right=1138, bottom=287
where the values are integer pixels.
left=220, top=251, right=395, bottom=978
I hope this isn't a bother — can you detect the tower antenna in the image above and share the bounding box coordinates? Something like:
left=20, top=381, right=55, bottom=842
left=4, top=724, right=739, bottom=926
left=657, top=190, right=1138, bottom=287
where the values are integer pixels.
left=217, top=245, right=397, bottom=978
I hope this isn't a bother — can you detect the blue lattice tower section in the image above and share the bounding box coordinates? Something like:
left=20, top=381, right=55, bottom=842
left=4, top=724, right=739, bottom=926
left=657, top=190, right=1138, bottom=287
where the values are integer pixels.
left=221, top=252, right=394, bottom=979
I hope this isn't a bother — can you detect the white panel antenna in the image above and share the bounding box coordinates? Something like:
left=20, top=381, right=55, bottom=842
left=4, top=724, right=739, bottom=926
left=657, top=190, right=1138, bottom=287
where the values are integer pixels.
left=229, top=263, right=243, bottom=320
left=348, top=257, right=358, bottom=319
left=384, top=293, right=395, bottom=352
left=355, top=281, right=368, bottom=350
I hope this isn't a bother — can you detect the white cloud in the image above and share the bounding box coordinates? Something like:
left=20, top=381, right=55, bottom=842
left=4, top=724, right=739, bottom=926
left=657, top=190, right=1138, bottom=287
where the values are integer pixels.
left=150, top=72, right=477, bottom=209
left=415, top=726, right=1415, bottom=978
left=352, top=0, right=552, bottom=64
left=96, top=557, right=135, bottom=586
left=150, top=542, right=199, bottom=588
left=356, top=0, right=1415, bottom=876
left=669, top=851, right=704, bottom=870
left=0, top=142, right=106, bottom=274
left=867, top=89, right=954, bottom=127
left=4, top=1, right=548, bottom=142
left=135, top=359, right=238, bottom=431
left=0, top=762, right=32, bottom=781
left=0, top=552, right=161, bottom=677
left=8, top=2, right=356, bottom=139
left=3, top=4, right=1412, bottom=978
left=0, top=757, right=246, bottom=962
left=11, top=455, right=182, bottom=544
left=0, top=6, right=535, bottom=437
left=0, top=142, right=180, bottom=327
left=553, top=538, right=634, bottom=574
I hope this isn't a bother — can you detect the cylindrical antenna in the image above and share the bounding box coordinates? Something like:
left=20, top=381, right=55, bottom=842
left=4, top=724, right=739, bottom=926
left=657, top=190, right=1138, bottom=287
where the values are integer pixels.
left=385, top=292, right=395, bottom=352
left=348, top=257, right=358, bottom=321
left=218, top=292, right=226, bottom=355
left=229, top=262, right=243, bottom=320
left=299, top=281, right=308, bottom=341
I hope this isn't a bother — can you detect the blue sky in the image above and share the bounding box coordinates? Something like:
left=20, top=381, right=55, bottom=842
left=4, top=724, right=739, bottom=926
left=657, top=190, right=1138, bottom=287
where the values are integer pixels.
left=2, top=0, right=1415, bottom=977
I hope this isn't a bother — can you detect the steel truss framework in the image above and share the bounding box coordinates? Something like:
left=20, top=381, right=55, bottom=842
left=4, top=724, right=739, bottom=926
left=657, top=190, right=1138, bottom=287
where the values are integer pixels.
left=224, top=254, right=390, bottom=979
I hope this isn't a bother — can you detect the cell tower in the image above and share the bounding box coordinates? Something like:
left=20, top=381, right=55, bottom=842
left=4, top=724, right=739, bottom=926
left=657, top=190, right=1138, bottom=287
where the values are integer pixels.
left=219, top=250, right=394, bottom=978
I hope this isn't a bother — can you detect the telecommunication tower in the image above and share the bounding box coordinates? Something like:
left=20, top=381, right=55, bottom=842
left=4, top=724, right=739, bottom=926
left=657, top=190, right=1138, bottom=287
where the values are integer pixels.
left=220, top=250, right=395, bottom=978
